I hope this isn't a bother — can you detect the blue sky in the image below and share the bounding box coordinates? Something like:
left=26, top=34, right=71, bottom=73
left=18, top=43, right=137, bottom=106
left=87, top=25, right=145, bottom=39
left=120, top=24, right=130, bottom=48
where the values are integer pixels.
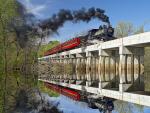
left=19, top=0, right=150, bottom=42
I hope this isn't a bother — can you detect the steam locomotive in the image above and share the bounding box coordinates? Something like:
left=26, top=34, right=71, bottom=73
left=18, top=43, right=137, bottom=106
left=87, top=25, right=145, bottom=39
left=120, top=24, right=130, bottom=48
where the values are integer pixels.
left=44, top=25, right=114, bottom=56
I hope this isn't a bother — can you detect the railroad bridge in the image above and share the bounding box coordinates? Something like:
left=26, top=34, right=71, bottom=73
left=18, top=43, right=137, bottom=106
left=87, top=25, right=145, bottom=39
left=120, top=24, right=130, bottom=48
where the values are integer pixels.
left=39, top=32, right=150, bottom=107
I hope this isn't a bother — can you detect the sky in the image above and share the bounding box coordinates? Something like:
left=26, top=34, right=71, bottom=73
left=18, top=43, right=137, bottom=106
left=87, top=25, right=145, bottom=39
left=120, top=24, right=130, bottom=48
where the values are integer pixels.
left=19, top=0, right=150, bottom=43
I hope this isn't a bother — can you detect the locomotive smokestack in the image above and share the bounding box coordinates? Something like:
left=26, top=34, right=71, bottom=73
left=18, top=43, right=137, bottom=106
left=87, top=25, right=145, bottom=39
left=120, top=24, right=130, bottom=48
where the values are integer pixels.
left=39, top=7, right=110, bottom=33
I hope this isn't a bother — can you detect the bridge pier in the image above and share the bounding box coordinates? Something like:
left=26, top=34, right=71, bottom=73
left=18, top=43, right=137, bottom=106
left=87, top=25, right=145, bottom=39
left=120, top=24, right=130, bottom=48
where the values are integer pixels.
left=76, top=56, right=81, bottom=81
left=91, top=56, right=98, bottom=85
left=86, top=52, right=92, bottom=87
left=72, top=58, right=77, bottom=81
left=69, top=57, right=73, bottom=80
left=68, top=54, right=76, bottom=84
left=80, top=58, right=86, bottom=85
left=119, top=46, right=144, bottom=92
left=98, top=49, right=116, bottom=89
left=133, top=48, right=144, bottom=91
left=63, top=57, right=66, bottom=81
left=76, top=53, right=86, bottom=85
left=64, top=56, right=70, bottom=83
left=59, top=57, right=63, bottom=81
left=110, top=54, right=119, bottom=88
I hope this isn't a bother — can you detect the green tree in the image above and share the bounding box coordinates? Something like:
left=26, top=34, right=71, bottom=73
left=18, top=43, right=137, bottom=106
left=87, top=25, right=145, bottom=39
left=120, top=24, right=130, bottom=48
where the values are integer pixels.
left=0, top=0, right=18, bottom=112
left=0, top=1, right=44, bottom=112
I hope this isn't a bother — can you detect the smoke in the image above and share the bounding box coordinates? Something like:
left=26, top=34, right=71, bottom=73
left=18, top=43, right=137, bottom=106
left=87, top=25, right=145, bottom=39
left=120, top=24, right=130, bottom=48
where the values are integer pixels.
left=39, top=7, right=110, bottom=32
left=11, top=6, right=110, bottom=48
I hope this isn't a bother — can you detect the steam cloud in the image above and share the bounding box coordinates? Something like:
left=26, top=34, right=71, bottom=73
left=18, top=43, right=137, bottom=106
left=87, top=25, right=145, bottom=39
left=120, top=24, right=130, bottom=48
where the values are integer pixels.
left=39, top=7, right=110, bottom=32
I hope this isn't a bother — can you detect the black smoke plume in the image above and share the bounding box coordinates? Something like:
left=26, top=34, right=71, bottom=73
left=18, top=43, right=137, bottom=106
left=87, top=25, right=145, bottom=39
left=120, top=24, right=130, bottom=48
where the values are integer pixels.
left=10, top=6, right=110, bottom=48
left=39, top=7, right=110, bottom=32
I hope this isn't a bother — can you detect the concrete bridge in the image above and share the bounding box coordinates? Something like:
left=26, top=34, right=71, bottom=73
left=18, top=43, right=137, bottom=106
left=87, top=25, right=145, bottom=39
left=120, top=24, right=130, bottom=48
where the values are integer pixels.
left=39, top=32, right=150, bottom=107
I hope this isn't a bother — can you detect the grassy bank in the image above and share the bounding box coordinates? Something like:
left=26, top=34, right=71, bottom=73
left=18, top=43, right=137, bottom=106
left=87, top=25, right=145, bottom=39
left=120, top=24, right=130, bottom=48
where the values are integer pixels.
left=38, top=81, right=59, bottom=97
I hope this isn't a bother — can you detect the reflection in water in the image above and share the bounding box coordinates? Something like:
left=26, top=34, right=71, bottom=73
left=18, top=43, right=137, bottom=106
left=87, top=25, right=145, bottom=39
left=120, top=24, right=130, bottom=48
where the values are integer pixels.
left=46, top=95, right=150, bottom=113
left=114, top=100, right=145, bottom=113
left=52, top=95, right=100, bottom=113
left=0, top=72, right=38, bottom=113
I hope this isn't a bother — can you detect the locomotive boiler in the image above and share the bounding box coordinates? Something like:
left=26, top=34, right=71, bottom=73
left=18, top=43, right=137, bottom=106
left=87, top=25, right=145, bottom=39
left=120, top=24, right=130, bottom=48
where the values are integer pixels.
left=44, top=24, right=114, bottom=56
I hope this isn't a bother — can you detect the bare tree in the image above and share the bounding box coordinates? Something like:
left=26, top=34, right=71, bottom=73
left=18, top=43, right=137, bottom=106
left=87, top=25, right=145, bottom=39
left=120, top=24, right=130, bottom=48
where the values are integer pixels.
left=114, top=21, right=145, bottom=38
left=114, top=22, right=134, bottom=38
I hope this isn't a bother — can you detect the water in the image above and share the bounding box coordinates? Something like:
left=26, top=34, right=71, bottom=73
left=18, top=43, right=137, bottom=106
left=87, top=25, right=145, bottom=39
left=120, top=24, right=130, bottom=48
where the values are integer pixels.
left=44, top=94, right=100, bottom=113
left=43, top=94, right=150, bottom=113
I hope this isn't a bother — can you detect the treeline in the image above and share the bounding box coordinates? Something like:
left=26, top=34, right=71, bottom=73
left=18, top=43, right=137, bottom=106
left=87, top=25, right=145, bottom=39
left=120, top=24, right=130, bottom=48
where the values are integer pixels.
left=0, top=0, right=43, bottom=112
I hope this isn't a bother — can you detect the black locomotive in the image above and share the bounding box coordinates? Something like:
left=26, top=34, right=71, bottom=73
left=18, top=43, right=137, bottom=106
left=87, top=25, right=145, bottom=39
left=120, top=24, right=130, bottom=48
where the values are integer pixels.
left=79, top=24, right=115, bottom=46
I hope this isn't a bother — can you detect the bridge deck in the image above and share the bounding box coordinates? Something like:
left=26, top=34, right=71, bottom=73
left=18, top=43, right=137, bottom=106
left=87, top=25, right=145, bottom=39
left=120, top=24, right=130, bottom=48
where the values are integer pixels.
left=40, top=32, right=150, bottom=58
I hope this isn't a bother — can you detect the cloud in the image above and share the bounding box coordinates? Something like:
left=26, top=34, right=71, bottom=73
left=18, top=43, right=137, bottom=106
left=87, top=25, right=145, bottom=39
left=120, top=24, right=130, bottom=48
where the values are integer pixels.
left=23, top=0, right=47, bottom=18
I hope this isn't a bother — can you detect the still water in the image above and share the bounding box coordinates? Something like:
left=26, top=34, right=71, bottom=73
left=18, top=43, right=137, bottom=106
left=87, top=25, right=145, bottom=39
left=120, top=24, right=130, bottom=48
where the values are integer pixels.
left=43, top=93, right=150, bottom=113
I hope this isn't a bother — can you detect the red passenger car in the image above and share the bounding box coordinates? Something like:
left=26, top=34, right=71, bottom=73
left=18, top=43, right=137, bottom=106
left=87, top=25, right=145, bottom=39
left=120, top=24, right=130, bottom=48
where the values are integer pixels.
left=44, top=38, right=81, bottom=56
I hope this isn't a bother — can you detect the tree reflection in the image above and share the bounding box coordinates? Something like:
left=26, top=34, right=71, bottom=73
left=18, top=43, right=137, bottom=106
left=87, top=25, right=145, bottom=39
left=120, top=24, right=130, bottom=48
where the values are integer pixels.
left=114, top=100, right=144, bottom=113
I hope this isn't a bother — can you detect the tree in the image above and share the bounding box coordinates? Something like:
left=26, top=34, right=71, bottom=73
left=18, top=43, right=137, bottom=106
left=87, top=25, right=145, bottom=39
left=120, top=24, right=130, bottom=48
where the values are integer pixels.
left=134, top=25, right=144, bottom=34
left=0, top=0, right=18, bottom=112
left=0, top=1, right=44, bottom=112
left=114, top=22, right=144, bottom=38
